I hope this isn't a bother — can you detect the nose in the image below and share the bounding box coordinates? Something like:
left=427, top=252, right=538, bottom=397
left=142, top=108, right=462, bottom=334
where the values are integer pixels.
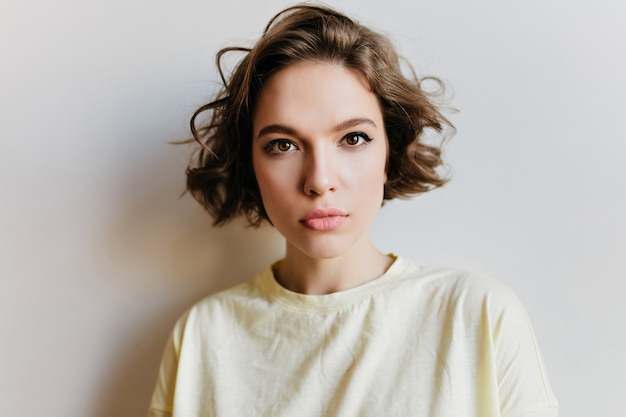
left=303, top=146, right=337, bottom=196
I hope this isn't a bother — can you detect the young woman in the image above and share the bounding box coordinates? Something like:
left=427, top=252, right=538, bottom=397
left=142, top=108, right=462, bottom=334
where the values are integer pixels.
left=149, top=4, right=558, bottom=416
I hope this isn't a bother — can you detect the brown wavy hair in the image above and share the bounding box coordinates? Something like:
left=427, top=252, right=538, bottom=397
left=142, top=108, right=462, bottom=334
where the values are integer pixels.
left=187, top=3, right=454, bottom=226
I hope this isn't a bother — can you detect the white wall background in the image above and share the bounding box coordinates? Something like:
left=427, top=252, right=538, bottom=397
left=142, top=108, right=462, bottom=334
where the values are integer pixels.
left=1, top=0, right=624, bottom=416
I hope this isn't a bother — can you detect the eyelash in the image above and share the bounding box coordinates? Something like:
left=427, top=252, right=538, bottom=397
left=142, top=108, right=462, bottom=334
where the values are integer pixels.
left=264, top=139, right=298, bottom=154
left=263, top=132, right=373, bottom=154
left=341, top=132, right=373, bottom=147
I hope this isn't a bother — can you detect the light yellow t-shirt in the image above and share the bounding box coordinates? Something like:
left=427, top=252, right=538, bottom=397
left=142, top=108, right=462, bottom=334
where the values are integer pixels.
left=149, top=256, right=558, bottom=417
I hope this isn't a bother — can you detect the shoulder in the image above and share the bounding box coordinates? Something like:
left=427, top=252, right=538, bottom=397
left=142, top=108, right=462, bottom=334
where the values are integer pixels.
left=169, top=270, right=271, bottom=343
left=390, top=257, right=531, bottom=328
left=396, top=257, right=521, bottom=305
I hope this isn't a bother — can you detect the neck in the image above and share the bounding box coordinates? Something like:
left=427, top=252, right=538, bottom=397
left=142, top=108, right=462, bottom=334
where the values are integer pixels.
left=275, top=238, right=393, bottom=295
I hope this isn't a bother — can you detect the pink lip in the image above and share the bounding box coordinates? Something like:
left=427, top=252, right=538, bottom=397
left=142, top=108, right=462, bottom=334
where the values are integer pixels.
left=300, top=208, right=348, bottom=231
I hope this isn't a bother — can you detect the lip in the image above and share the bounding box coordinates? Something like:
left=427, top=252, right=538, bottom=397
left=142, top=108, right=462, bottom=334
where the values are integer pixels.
left=300, top=208, right=348, bottom=231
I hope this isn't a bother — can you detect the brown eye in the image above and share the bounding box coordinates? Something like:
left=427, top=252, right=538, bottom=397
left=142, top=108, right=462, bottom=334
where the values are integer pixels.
left=264, top=139, right=298, bottom=154
left=277, top=141, right=292, bottom=152
left=342, top=132, right=372, bottom=146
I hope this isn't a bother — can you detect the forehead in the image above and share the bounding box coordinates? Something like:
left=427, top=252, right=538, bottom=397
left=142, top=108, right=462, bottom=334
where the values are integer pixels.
left=252, top=61, right=383, bottom=137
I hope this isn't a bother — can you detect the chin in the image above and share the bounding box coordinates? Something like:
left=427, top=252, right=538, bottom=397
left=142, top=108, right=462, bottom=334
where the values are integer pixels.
left=289, top=234, right=359, bottom=260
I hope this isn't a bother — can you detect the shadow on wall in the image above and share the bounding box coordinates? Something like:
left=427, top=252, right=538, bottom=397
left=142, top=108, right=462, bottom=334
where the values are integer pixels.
left=88, top=104, right=283, bottom=417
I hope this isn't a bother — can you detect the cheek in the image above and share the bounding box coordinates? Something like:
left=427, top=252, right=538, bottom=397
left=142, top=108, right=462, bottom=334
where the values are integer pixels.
left=358, top=150, right=388, bottom=202
left=254, top=162, right=294, bottom=205
left=356, top=145, right=388, bottom=184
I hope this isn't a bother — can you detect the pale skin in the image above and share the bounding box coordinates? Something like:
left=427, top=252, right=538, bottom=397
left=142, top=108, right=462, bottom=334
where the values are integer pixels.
left=252, top=61, right=393, bottom=295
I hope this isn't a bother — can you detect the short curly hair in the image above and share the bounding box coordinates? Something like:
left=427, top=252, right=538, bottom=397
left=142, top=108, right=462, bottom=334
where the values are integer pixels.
left=187, top=3, right=454, bottom=226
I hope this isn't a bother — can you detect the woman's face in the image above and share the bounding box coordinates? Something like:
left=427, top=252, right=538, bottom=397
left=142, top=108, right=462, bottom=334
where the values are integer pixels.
left=252, top=61, right=388, bottom=260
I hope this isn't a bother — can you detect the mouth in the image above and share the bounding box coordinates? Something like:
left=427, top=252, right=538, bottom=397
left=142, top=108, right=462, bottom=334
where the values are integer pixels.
left=300, top=208, right=348, bottom=231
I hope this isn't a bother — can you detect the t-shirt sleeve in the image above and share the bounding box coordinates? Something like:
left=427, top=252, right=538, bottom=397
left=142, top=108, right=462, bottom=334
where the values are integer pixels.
left=486, top=281, right=559, bottom=417
left=148, top=312, right=189, bottom=417
left=148, top=409, right=172, bottom=417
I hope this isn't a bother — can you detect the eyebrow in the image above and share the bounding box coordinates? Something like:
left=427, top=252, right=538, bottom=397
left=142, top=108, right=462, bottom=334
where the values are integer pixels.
left=256, top=124, right=298, bottom=139
left=256, top=117, right=378, bottom=140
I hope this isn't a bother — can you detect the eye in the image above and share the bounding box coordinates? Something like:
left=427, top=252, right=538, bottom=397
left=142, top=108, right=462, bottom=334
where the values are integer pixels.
left=264, top=139, right=298, bottom=154
left=342, top=132, right=372, bottom=147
